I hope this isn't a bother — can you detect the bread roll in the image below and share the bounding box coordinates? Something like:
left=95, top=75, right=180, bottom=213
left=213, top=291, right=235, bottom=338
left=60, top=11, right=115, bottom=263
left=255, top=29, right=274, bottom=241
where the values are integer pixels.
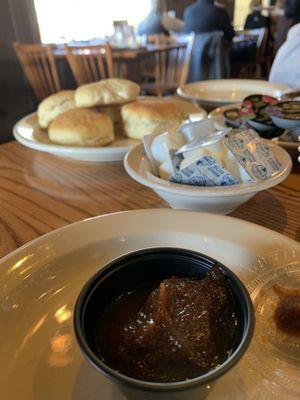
left=48, top=108, right=114, bottom=147
left=95, top=104, right=122, bottom=124
left=170, top=98, right=202, bottom=116
left=38, top=90, right=76, bottom=129
left=121, top=99, right=188, bottom=139
left=75, top=79, right=140, bottom=107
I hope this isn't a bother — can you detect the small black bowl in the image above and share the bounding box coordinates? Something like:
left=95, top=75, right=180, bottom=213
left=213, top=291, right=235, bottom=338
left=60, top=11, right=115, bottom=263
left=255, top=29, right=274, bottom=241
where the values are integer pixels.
left=74, top=248, right=254, bottom=400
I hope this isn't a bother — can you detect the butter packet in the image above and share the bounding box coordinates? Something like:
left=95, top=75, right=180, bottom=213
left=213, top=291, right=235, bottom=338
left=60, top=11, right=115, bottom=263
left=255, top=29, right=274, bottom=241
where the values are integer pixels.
left=225, top=129, right=283, bottom=181
left=170, top=149, right=184, bottom=172
left=170, top=155, right=239, bottom=187
left=170, top=147, right=210, bottom=172
left=142, top=132, right=160, bottom=175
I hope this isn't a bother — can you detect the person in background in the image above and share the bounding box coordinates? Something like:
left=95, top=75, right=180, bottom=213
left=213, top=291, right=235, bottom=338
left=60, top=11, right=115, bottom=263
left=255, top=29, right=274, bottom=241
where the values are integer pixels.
left=183, top=0, right=235, bottom=42
left=274, top=0, right=293, bottom=53
left=285, top=0, right=300, bottom=24
left=245, top=0, right=269, bottom=29
left=214, top=1, right=226, bottom=7
left=161, top=12, right=184, bottom=33
left=269, top=0, right=300, bottom=88
left=137, top=0, right=168, bottom=35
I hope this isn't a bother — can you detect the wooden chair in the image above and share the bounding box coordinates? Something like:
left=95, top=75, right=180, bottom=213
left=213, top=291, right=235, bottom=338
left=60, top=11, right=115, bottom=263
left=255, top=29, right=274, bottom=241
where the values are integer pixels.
left=13, top=42, right=61, bottom=101
left=232, top=28, right=268, bottom=79
left=245, top=28, right=269, bottom=77
left=64, top=44, right=114, bottom=85
left=141, top=33, right=195, bottom=96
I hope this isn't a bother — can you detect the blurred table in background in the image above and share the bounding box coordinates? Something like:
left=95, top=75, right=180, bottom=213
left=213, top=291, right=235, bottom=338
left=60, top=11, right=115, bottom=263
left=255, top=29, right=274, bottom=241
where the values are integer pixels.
left=53, top=43, right=186, bottom=84
left=0, top=141, right=299, bottom=259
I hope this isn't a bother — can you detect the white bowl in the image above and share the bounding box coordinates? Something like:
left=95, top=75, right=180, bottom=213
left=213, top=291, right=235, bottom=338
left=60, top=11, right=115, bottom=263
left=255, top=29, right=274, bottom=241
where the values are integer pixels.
left=124, top=143, right=292, bottom=215
left=270, top=114, right=300, bottom=130
left=247, top=119, right=274, bottom=132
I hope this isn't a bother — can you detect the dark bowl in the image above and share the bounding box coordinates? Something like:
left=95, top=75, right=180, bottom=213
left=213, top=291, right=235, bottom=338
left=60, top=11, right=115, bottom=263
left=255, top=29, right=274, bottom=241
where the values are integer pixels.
left=74, top=248, right=254, bottom=399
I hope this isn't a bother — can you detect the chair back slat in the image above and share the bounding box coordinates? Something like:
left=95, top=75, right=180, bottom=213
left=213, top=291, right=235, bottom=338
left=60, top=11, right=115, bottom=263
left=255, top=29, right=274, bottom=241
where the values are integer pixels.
left=238, top=28, right=268, bottom=62
left=64, top=44, right=114, bottom=85
left=146, top=33, right=195, bottom=93
left=14, top=42, right=61, bottom=101
left=40, top=53, right=54, bottom=93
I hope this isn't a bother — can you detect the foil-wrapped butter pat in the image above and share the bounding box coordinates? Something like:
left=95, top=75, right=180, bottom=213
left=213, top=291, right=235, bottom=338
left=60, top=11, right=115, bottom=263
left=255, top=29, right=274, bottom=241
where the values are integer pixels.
left=170, top=155, right=239, bottom=187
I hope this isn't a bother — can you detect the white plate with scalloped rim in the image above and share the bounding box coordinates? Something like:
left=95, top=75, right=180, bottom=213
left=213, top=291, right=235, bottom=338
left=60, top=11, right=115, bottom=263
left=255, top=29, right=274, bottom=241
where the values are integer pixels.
left=0, top=209, right=299, bottom=400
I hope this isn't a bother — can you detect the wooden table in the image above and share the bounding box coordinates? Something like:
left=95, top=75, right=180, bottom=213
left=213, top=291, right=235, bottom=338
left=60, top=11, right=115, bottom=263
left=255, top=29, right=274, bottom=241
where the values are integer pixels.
left=53, top=43, right=185, bottom=84
left=53, top=44, right=185, bottom=60
left=0, top=141, right=299, bottom=258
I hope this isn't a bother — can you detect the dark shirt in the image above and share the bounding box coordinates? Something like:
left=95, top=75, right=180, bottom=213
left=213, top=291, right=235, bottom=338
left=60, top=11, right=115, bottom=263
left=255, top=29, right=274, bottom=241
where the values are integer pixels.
left=183, top=0, right=234, bottom=42
left=285, top=0, right=300, bottom=21
left=137, top=11, right=168, bottom=36
left=245, top=11, right=268, bottom=30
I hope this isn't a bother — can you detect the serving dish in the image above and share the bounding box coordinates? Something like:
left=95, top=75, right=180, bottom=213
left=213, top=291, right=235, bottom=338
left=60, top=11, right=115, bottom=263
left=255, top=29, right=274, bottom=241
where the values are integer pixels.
left=13, top=101, right=207, bottom=162
left=13, top=112, right=139, bottom=162
left=267, top=101, right=300, bottom=130
left=209, top=106, right=299, bottom=157
left=74, top=248, right=254, bottom=399
left=124, top=142, right=292, bottom=214
left=0, top=209, right=299, bottom=399
left=177, top=80, right=289, bottom=109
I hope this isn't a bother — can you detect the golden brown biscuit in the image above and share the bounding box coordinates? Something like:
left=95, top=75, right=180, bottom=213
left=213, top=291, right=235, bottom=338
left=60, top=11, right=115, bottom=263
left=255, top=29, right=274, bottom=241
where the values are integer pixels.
left=121, top=99, right=189, bottom=139
left=49, top=108, right=114, bottom=147
left=38, top=90, right=76, bottom=129
left=75, top=79, right=140, bottom=107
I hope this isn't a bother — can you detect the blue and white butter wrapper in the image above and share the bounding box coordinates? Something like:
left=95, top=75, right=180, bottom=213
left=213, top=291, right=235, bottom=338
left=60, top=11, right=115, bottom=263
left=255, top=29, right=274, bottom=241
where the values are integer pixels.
left=170, top=155, right=239, bottom=187
left=225, top=129, right=283, bottom=181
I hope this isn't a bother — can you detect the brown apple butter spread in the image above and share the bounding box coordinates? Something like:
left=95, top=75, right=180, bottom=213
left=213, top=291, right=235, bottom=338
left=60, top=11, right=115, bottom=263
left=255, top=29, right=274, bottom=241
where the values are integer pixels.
left=95, top=267, right=239, bottom=382
left=273, top=284, right=300, bottom=337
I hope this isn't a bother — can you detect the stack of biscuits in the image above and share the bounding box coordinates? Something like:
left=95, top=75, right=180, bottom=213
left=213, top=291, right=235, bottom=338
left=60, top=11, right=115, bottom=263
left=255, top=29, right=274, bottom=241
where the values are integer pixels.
left=38, top=78, right=200, bottom=147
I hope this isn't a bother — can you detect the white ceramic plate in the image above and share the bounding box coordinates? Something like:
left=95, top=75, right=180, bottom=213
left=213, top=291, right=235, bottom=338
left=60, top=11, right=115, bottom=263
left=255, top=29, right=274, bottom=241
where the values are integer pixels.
left=0, top=209, right=299, bottom=400
left=178, top=80, right=290, bottom=108
left=13, top=112, right=139, bottom=162
left=209, top=107, right=299, bottom=157
left=13, top=100, right=207, bottom=162
left=208, top=103, right=241, bottom=130
left=124, top=143, right=292, bottom=214
left=209, top=104, right=274, bottom=132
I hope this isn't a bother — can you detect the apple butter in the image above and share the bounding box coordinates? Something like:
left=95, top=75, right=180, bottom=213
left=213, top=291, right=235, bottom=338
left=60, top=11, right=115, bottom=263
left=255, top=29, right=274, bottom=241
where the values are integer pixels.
left=95, top=266, right=240, bottom=382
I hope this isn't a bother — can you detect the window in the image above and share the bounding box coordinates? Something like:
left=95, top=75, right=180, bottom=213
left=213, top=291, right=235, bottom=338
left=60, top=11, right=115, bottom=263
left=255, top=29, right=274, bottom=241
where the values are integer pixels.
left=34, top=0, right=152, bottom=43
left=234, top=0, right=271, bottom=27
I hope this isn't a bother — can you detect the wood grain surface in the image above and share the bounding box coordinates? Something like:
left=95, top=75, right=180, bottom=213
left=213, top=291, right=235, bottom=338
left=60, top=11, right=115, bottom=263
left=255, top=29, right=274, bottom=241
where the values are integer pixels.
left=0, top=141, right=299, bottom=258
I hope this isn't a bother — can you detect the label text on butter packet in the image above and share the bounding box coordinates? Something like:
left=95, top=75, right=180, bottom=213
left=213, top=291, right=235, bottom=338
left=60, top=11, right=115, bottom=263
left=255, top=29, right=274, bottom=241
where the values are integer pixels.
left=170, top=155, right=239, bottom=187
left=225, top=130, right=283, bottom=181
